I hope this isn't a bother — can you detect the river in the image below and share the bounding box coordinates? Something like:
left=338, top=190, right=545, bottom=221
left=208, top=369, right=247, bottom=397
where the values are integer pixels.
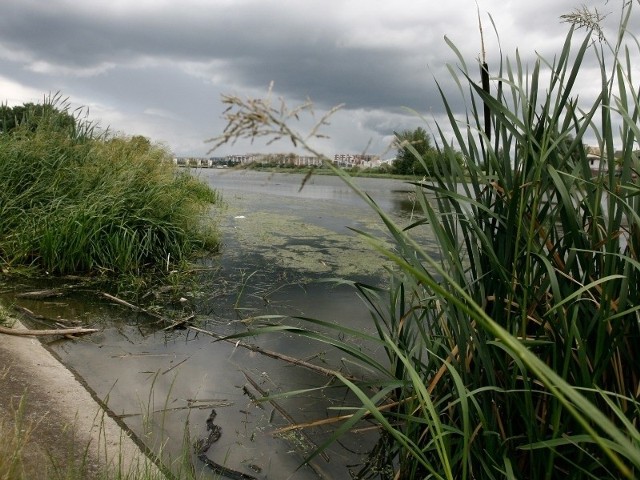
left=3, top=169, right=437, bottom=479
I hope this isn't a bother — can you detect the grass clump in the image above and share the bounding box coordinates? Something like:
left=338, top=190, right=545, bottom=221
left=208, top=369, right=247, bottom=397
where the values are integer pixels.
left=0, top=95, right=220, bottom=276
left=213, top=2, right=640, bottom=479
left=0, top=398, right=30, bottom=480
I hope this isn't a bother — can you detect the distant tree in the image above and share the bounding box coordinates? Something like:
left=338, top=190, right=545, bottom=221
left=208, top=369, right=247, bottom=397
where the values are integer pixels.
left=0, top=101, right=76, bottom=134
left=392, top=127, right=437, bottom=176
left=0, top=104, right=21, bottom=132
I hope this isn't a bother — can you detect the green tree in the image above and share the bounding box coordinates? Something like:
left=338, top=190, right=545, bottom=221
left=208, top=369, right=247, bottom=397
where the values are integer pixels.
left=392, top=126, right=436, bottom=176
left=0, top=101, right=76, bottom=134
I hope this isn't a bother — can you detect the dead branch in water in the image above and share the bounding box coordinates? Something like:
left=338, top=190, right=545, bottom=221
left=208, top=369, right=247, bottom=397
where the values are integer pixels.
left=15, top=289, right=64, bottom=299
left=12, top=305, right=84, bottom=340
left=0, top=325, right=99, bottom=337
left=187, top=325, right=358, bottom=381
left=12, top=305, right=75, bottom=326
left=162, top=315, right=195, bottom=331
left=242, top=370, right=330, bottom=463
left=101, top=292, right=169, bottom=323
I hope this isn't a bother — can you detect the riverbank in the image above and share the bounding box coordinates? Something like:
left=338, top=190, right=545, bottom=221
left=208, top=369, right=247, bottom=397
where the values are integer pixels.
left=0, top=319, right=165, bottom=479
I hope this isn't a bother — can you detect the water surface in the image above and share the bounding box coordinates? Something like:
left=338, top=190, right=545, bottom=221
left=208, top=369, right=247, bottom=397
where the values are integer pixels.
left=3, top=169, right=436, bottom=479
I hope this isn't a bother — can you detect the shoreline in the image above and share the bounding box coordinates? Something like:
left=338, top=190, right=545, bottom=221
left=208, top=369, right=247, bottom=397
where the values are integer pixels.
left=0, top=320, right=166, bottom=479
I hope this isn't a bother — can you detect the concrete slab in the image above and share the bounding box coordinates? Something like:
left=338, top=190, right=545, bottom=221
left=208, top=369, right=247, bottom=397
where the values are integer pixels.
left=0, top=320, right=166, bottom=479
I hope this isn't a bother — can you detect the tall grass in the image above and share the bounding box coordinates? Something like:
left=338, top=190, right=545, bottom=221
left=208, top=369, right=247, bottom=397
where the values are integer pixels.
left=0, top=95, right=220, bottom=275
left=0, top=396, right=30, bottom=480
left=213, top=2, right=640, bottom=479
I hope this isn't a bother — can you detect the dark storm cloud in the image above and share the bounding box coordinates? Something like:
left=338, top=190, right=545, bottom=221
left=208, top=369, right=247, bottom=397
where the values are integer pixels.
left=0, top=0, right=619, bottom=156
left=0, top=0, right=438, bottom=111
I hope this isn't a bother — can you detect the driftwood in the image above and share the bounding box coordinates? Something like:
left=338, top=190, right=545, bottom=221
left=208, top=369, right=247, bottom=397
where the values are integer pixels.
left=0, top=325, right=99, bottom=337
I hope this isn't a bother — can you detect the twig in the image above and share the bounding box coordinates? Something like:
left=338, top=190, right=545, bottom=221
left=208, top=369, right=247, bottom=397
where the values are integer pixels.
left=162, top=356, right=191, bottom=375
left=270, top=347, right=458, bottom=437
left=272, top=394, right=419, bottom=436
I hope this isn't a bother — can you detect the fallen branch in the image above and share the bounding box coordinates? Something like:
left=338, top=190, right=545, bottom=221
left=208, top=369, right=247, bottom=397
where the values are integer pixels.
left=187, top=325, right=358, bottom=381
left=12, top=305, right=83, bottom=340
left=13, top=305, right=75, bottom=326
left=16, top=289, right=64, bottom=299
left=12, top=305, right=46, bottom=320
left=101, top=292, right=168, bottom=323
left=0, top=325, right=99, bottom=337
left=116, top=399, right=233, bottom=418
left=242, top=370, right=330, bottom=463
left=162, top=315, right=195, bottom=331
left=272, top=395, right=417, bottom=436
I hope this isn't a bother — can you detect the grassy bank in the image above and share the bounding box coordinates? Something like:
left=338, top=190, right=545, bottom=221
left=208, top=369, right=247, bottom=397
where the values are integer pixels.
left=213, top=2, right=640, bottom=479
left=0, top=96, right=220, bottom=277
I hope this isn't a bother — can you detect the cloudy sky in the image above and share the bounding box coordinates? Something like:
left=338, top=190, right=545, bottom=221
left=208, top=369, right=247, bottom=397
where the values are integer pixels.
left=0, top=0, right=625, bottom=158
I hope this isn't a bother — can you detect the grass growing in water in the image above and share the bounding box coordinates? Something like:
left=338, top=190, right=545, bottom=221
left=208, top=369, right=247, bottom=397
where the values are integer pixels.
left=212, top=3, right=640, bottom=479
left=0, top=95, right=220, bottom=276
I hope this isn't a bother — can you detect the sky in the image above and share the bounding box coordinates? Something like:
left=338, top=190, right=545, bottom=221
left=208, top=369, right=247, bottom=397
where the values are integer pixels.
left=0, top=1, right=628, bottom=159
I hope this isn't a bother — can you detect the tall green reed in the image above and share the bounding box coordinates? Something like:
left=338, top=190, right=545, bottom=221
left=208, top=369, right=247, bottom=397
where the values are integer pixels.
left=212, top=2, right=640, bottom=479
left=0, top=95, right=220, bottom=275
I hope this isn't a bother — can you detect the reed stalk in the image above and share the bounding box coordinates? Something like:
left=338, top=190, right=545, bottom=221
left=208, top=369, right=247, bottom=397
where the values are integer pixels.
left=212, top=2, right=640, bottom=478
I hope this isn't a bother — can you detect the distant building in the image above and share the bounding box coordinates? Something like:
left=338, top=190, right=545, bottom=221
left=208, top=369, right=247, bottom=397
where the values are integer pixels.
left=175, top=152, right=386, bottom=169
left=226, top=154, right=258, bottom=165
left=174, top=156, right=212, bottom=167
left=333, top=153, right=381, bottom=168
left=585, top=145, right=639, bottom=177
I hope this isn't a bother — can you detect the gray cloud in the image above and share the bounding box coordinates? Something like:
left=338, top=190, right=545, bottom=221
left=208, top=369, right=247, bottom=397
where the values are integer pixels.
left=0, top=0, right=623, bottom=157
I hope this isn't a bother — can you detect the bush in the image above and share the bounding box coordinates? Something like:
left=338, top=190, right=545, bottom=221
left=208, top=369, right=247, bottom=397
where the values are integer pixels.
left=0, top=97, right=220, bottom=275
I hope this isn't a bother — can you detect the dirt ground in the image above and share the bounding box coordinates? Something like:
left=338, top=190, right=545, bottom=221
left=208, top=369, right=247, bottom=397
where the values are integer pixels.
left=0, top=321, right=165, bottom=479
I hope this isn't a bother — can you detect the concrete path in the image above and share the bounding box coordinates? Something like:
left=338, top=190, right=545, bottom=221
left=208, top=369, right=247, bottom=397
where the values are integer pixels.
left=0, top=320, right=166, bottom=479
